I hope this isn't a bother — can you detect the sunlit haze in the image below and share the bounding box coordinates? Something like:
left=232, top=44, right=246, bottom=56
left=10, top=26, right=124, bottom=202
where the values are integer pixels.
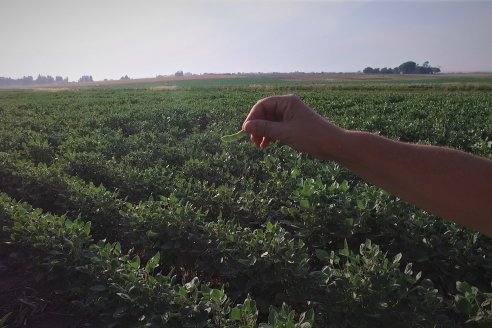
left=1, top=0, right=491, bottom=81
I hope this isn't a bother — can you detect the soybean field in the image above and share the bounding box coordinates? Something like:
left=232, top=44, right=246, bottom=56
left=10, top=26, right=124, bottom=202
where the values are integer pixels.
left=1, top=76, right=492, bottom=327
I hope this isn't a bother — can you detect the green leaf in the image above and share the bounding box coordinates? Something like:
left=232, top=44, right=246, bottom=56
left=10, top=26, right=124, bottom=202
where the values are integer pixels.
left=221, top=130, right=247, bottom=142
left=210, top=289, right=223, bottom=303
left=145, top=252, right=160, bottom=273
left=231, top=307, right=241, bottom=321
left=340, top=239, right=350, bottom=257
left=339, top=247, right=349, bottom=257
left=339, top=180, right=349, bottom=192
left=268, top=308, right=277, bottom=324
left=243, top=295, right=257, bottom=314
left=146, top=230, right=159, bottom=238
left=84, top=221, right=91, bottom=235
left=129, top=256, right=141, bottom=270
left=457, top=281, right=472, bottom=294
left=304, top=309, right=315, bottom=323
left=300, top=199, right=310, bottom=209
left=287, top=311, right=295, bottom=322
left=315, top=249, right=330, bottom=262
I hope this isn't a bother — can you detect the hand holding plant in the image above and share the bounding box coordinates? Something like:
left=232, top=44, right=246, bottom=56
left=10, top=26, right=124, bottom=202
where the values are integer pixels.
left=242, top=94, right=347, bottom=161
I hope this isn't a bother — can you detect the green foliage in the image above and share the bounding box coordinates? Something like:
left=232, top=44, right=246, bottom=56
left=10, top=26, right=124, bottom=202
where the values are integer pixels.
left=260, top=304, right=314, bottom=328
left=454, top=281, right=492, bottom=326
left=0, top=84, right=491, bottom=327
left=229, top=294, right=259, bottom=327
left=22, top=137, right=56, bottom=165
left=0, top=193, right=282, bottom=327
left=311, top=240, right=444, bottom=327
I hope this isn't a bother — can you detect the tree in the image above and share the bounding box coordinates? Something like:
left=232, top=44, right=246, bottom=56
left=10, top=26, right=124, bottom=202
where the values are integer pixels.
left=78, top=75, right=93, bottom=83
left=36, top=74, right=46, bottom=84
left=22, top=76, right=34, bottom=85
left=380, top=67, right=394, bottom=74
left=362, top=61, right=439, bottom=75
left=399, top=61, right=417, bottom=74
left=175, top=70, right=184, bottom=77
left=0, top=75, right=67, bottom=87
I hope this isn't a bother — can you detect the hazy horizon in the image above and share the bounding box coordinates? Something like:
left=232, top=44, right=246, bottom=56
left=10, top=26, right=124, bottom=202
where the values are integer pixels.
left=1, top=0, right=491, bottom=81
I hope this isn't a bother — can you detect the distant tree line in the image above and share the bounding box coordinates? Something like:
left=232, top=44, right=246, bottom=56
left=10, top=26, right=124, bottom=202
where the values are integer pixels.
left=363, top=61, right=440, bottom=75
left=0, top=75, right=98, bottom=87
left=0, top=74, right=69, bottom=87
left=78, top=75, right=94, bottom=83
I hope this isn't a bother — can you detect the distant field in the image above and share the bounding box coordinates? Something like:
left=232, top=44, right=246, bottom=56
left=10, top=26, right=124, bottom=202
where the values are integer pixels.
left=90, top=73, right=492, bottom=91
left=8, top=72, right=492, bottom=92
left=1, top=78, right=491, bottom=327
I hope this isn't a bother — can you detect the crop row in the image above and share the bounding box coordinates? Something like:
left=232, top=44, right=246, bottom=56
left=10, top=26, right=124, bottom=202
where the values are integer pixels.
left=3, top=147, right=491, bottom=298
left=6, top=190, right=487, bottom=327
left=0, top=192, right=317, bottom=328
left=3, top=152, right=489, bottom=325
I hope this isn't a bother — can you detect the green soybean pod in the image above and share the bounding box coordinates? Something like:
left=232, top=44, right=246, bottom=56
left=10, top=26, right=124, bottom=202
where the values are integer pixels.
left=221, top=130, right=247, bottom=142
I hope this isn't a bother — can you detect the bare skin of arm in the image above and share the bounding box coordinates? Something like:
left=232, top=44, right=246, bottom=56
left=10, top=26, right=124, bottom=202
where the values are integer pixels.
left=242, top=95, right=492, bottom=237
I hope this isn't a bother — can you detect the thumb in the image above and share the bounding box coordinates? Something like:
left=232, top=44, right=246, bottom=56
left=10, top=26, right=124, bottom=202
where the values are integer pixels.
left=243, top=119, right=286, bottom=141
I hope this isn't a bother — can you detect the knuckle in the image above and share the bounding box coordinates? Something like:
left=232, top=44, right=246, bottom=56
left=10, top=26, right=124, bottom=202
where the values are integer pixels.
left=287, top=94, right=300, bottom=101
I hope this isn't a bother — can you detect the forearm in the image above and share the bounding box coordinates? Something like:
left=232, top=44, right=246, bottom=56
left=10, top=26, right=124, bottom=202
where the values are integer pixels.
left=243, top=95, right=492, bottom=235
left=331, top=130, right=492, bottom=236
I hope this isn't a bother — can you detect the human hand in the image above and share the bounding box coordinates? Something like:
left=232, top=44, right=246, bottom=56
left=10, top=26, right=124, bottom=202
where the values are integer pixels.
left=242, top=94, right=347, bottom=160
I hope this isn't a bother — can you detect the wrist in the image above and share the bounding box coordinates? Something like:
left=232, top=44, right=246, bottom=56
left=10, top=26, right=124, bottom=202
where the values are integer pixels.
left=317, top=125, right=354, bottom=163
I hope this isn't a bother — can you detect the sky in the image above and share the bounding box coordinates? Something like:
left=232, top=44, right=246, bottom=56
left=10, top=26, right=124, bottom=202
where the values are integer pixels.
left=1, top=0, right=491, bottom=81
